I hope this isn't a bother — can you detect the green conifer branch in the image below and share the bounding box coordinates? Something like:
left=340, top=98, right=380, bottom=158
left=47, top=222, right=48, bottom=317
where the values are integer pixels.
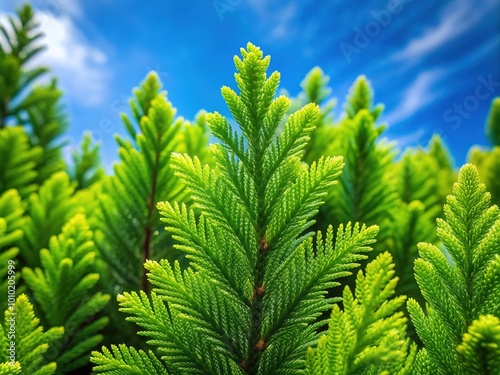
left=68, top=132, right=105, bottom=190
left=408, top=164, right=500, bottom=374
left=344, top=75, right=384, bottom=121
left=0, top=5, right=67, bottom=183
left=306, top=252, right=416, bottom=375
left=91, top=345, right=168, bottom=375
left=0, top=294, right=64, bottom=374
left=92, top=42, right=379, bottom=375
left=19, top=171, right=80, bottom=268
left=22, top=214, right=110, bottom=373
left=0, top=189, right=24, bottom=312
left=0, top=126, right=42, bottom=199
left=469, top=98, right=500, bottom=206
left=457, top=314, right=500, bottom=373
left=94, top=72, right=190, bottom=294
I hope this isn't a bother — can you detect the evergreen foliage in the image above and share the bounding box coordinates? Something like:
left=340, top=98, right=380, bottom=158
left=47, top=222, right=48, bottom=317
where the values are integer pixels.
left=389, top=135, right=455, bottom=308
left=0, top=4, right=47, bottom=127
left=457, top=314, right=500, bottom=373
left=22, top=214, right=110, bottom=374
left=18, top=171, right=80, bottom=268
left=68, top=132, right=105, bottom=190
left=396, top=135, right=455, bottom=221
left=469, top=97, right=500, bottom=206
left=408, top=164, right=500, bottom=374
left=0, top=294, right=64, bottom=374
left=306, top=252, right=416, bottom=374
left=0, top=126, right=42, bottom=199
left=296, top=74, right=398, bottom=251
left=93, top=71, right=208, bottom=296
left=343, top=75, right=384, bottom=121
left=0, top=4, right=67, bottom=184
left=327, top=108, right=397, bottom=241
left=20, top=79, right=68, bottom=184
left=386, top=200, right=433, bottom=306
left=287, top=67, right=337, bottom=165
left=0, top=190, right=24, bottom=313
left=92, top=42, right=379, bottom=375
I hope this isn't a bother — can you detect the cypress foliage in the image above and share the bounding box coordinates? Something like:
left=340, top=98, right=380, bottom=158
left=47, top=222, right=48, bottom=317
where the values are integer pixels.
left=0, top=126, right=42, bottom=200
left=408, top=164, right=500, bottom=374
left=18, top=172, right=81, bottom=268
left=0, top=294, right=64, bottom=374
left=306, top=252, right=416, bottom=374
left=22, top=214, right=110, bottom=374
left=0, top=5, right=67, bottom=184
left=469, top=97, right=500, bottom=206
left=67, top=132, right=105, bottom=190
left=287, top=67, right=337, bottom=165
left=1, top=5, right=499, bottom=372
left=91, top=42, right=379, bottom=375
left=0, top=190, right=24, bottom=313
left=93, top=71, right=210, bottom=296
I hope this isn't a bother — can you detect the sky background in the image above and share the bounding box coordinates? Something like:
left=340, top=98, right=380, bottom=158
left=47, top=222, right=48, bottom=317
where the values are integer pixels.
left=1, top=0, right=499, bottom=169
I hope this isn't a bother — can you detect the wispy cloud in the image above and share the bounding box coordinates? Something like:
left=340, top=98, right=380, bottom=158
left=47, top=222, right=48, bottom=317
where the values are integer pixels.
left=269, top=3, right=297, bottom=40
left=392, top=0, right=496, bottom=62
left=384, top=70, right=445, bottom=125
left=1, top=2, right=110, bottom=107
left=34, top=11, right=110, bottom=107
left=246, top=0, right=300, bottom=42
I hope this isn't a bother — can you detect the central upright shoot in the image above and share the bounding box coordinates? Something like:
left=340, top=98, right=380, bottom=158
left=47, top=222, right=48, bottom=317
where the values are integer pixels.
left=105, top=43, right=379, bottom=375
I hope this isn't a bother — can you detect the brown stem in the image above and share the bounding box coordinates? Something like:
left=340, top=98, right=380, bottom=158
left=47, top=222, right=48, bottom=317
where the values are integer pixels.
left=0, top=98, right=8, bottom=128
left=244, top=146, right=268, bottom=374
left=141, top=141, right=160, bottom=292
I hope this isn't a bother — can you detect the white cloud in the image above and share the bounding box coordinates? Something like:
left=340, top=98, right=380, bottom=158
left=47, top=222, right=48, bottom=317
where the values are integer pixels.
left=1, top=3, right=110, bottom=107
left=384, top=70, right=445, bottom=125
left=246, top=1, right=299, bottom=41
left=33, top=12, right=110, bottom=106
left=392, top=0, right=497, bottom=62
left=269, top=3, right=297, bottom=40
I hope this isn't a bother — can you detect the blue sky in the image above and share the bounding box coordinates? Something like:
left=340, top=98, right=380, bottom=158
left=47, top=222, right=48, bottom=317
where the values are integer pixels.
left=1, top=0, right=499, bottom=169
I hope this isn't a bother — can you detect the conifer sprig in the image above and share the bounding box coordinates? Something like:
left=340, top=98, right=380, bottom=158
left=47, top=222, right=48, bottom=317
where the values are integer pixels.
left=306, top=252, right=416, bottom=375
left=0, top=294, right=64, bottom=374
left=92, top=42, right=379, bottom=375
left=22, top=214, right=110, bottom=374
left=409, top=164, right=500, bottom=374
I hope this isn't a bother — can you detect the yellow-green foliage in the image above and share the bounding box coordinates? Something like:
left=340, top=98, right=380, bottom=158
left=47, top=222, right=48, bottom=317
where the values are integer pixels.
left=289, top=67, right=337, bottom=165
left=0, top=5, right=67, bottom=185
left=396, top=134, right=455, bottom=221
left=306, top=252, right=416, bottom=375
left=344, top=75, right=384, bottom=121
left=0, top=294, right=64, bottom=374
left=0, top=190, right=24, bottom=312
left=91, top=42, right=379, bottom=375
left=408, top=164, right=500, bottom=374
left=19, top=171, right=81, bottom=268
left=457, top=315, right=500, bottom=373
left=469, top=98, right=500, bottom=206
left=93, top=72, right=209, bottom=295
left=0, top=127, right=42, bottom=199
left=68, top=132, right=105, bottom=190
left=22, top=214, right=110, bottom=374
